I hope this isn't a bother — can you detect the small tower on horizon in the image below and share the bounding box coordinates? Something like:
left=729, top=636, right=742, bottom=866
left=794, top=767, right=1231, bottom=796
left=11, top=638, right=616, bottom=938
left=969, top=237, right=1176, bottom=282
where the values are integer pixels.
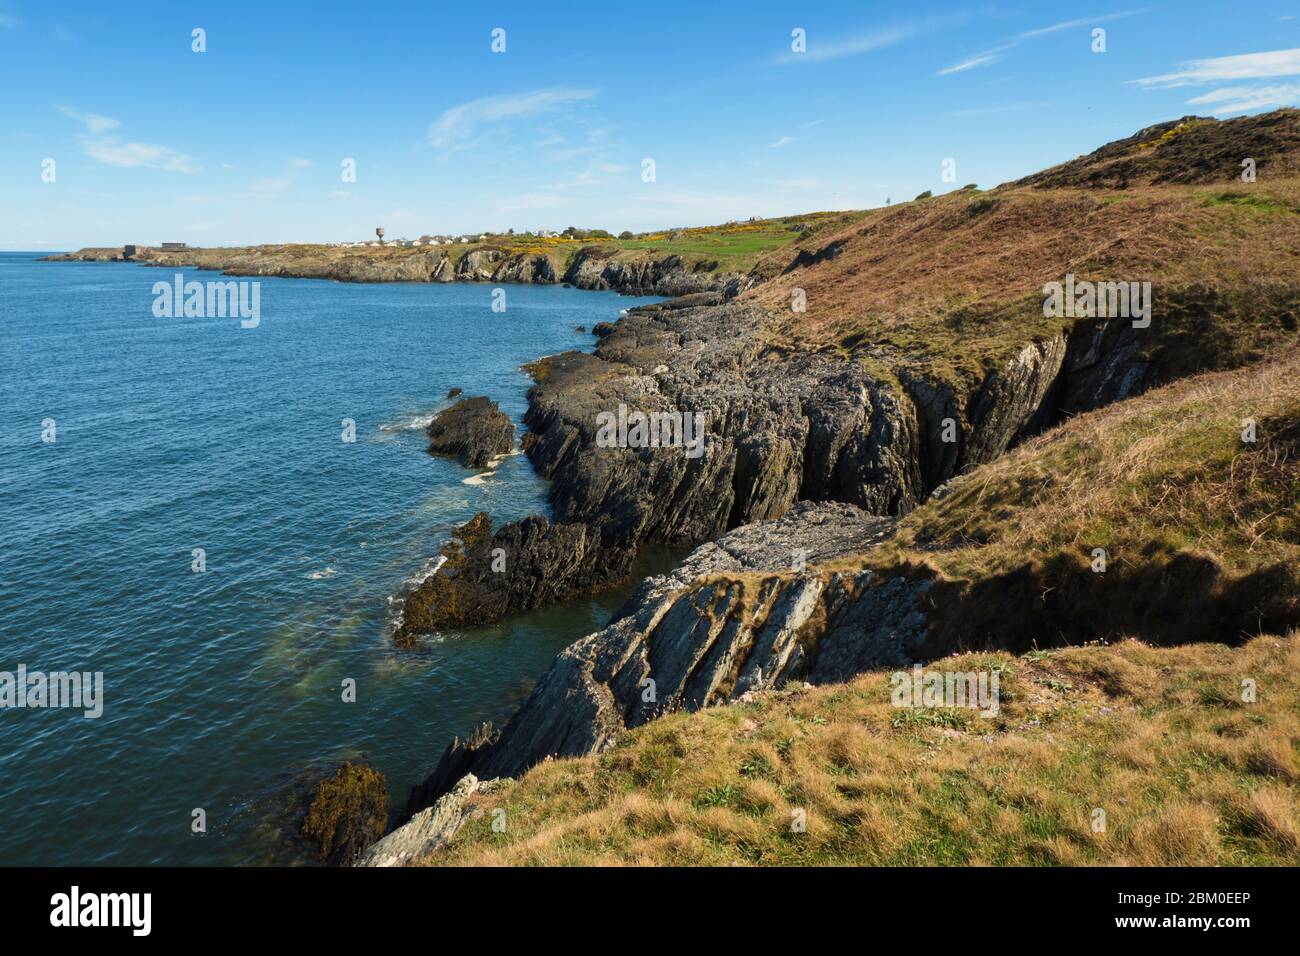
left=376, top=227, right=385, bottom=244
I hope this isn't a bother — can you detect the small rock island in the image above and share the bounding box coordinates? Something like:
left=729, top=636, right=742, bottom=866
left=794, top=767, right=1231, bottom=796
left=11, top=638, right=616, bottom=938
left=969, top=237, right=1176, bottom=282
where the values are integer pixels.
left=425, top=396, right=515, bottom=469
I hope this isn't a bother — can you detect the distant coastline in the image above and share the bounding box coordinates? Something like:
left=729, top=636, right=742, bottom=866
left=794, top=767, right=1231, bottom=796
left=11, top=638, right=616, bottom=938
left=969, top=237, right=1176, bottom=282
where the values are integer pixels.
left=41, top=227, right=787, bottom=297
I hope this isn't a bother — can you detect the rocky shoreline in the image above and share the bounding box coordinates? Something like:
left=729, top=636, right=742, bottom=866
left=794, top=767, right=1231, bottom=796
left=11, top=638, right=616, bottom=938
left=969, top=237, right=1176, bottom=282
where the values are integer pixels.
left=48, top=109, right=1300, bottom=864
left=384, top=283, right=1216, bottom=834
left=384, top=253, right=1300, bottom=845
left=43, top=244, right=751, bottom=298
left=394, top=296, right=1166, bottom=643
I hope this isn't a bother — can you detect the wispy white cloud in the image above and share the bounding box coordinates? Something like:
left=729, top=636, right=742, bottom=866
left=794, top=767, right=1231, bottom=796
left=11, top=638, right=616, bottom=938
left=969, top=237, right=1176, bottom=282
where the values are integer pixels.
left=541, top=125, right=615, bottom=162
left=57, top=105, right=199, bottom=172
left=768, top=135, right=794, bottom=148
left=941, top=10, right=1144, bottom=77
left=56, top=105, right=121, bottom=134
left=938, top=47, right=1010, bottom=75
left=1017, top=9, right=1144, bottom=39
left=1185, top=83, right=1300, bottom=115
left=1131, top=48, right=1300, bottom=89
left=777, top=15, right=967, bottom=64
left=428, top=87, right=597, bottom=151
left=289, top=157, right=313, bottom=168
left=0, top=12, right=19, bottom=29
left=83, top=140, right=200, bottom=172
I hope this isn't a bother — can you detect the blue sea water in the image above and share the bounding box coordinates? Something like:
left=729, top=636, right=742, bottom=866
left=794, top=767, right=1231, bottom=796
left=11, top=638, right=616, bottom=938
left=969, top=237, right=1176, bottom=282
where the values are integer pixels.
left=0, top=252, right=665, bottom=865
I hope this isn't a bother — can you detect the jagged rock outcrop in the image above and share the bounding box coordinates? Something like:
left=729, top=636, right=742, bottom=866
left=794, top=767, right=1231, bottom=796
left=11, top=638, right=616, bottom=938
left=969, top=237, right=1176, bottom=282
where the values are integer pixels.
left=393, top=512, right=632, bottom=646
left=402, top=502, right=922, bottom=813
left=358, top=774, right=483, bottom=866
left=425, top=396, right=514, bottom=468
left=400, top=301, right=1138, bottom=637
left=562, top=250, right=750, bottom=297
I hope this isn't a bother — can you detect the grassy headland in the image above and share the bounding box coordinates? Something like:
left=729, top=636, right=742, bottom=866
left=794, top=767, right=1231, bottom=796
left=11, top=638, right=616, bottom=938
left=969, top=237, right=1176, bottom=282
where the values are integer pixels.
left=426, top=631, right=1298, bottom=866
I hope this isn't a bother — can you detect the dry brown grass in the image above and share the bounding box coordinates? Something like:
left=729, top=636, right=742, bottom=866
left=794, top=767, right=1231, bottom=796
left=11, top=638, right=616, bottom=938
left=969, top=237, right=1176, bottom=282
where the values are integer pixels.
left=748, top=110, right=1300, bottom=364
left=797, top=355, right=1295, bottom=653
left=421, top=633, right=1300, bottom=866
left=872, top=351, right=1300, bottom=582
left=746, top=180, right=1300, bottom=373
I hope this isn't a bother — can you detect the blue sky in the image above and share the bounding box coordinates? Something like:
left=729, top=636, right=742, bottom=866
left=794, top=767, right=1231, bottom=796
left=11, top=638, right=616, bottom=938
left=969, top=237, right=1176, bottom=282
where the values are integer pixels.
left=3, top=0, right=1299, bottom=248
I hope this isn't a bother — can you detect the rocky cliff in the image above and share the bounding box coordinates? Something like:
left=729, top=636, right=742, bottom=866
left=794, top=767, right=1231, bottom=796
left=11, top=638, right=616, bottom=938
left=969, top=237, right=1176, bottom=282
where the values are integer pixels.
left=396, top=293, right=1223, bottom=639
left=392, top=111, right=1300, bottom=824
left=45, top=244, right=751, bottom=297
left=399, top=348, right=1300, bottom=820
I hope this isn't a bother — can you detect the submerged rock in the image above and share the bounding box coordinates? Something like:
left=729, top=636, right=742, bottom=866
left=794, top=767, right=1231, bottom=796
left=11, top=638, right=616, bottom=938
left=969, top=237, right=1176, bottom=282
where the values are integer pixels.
left=300, top=761, right=388, bottom=866
left=425, top=396, right=514, bottom=468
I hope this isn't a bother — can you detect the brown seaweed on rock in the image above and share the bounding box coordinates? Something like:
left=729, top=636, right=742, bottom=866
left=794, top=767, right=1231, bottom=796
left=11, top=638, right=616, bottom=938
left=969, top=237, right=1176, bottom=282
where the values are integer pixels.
left=299, top=761, right=388, bottom=866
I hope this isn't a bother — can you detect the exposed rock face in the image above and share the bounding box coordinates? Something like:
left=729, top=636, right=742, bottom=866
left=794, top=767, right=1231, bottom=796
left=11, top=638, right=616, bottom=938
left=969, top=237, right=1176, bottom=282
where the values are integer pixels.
left=562, top=251, right=750, bottom=297
left=299, top=761, right=388, bottom=867
left=393, top=512, right=631, bottom=646
left=358, top=774, right=483, bottom=866
left=407, top=302, right=1131, bottom=631
left=44, top=245, right=744, bottom=296
left=403, top=502, right=921, bottom=811
left=425, top=396, right=514, bottom=468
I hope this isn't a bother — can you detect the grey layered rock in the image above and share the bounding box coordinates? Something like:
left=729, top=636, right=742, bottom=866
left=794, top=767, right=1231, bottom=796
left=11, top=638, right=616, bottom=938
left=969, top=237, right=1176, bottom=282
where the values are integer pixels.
left=357, top=774, right=481, bottom=867
left=409, top=302, right=1080, bottom=631
left=403, top=502, right=926, bottom=811
left=562, top=251, right=750, bottom=297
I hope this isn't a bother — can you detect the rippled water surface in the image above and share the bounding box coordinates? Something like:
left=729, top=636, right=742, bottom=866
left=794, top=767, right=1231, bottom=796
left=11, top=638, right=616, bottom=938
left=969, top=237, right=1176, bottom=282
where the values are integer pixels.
left=0, top=253, right=665, bottom=864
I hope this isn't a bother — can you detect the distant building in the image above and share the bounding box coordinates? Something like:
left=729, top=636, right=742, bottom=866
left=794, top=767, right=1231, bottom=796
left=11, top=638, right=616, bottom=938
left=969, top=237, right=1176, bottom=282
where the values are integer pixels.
left=160, top=242, right=187, bottom=251
left=122, top=244, right=137, bottom=259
